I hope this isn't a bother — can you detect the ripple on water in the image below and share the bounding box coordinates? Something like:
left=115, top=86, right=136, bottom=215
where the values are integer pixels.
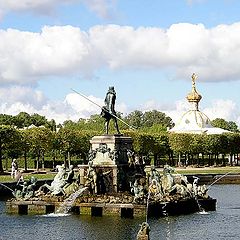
left=42, top=213, right=71, bottom=217
left=1, top=184, right=240, bottom=240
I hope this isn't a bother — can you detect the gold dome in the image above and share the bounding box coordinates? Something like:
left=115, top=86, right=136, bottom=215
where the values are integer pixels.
left=186, top=73, right=202, bottom=103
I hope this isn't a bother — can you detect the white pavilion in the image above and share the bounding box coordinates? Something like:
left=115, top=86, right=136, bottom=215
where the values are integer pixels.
left=169, top=73, right=229, bottom=134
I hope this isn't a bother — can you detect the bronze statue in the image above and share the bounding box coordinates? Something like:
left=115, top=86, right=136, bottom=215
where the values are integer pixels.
left=137, top=222, right=150, bottom=240
left=101, top=86, right=120, bottom=135
left=84, top=160, right=97, bottom=194
left=72, top=88, right=135, bottom=131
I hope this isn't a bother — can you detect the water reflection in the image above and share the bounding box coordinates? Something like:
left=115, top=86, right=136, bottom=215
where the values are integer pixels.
left=0, top=185, right=240, bottom=240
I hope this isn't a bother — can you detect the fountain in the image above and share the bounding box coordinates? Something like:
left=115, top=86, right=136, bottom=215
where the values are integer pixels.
left=56, top=187, right=88, bottom=214
left=147, top=165, right=216, bottom=217
left=6, top=86, right=216, bottom=218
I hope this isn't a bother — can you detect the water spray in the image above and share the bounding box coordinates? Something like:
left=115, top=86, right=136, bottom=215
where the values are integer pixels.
left=145, top=190, right=150, bottom=223
left=207, top=170, right=236, bottom=189
left=0, top=183, right=14, bottom=193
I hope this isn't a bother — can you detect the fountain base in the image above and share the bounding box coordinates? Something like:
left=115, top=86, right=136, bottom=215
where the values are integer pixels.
left=148, top=198, right=216, bottom=217
left=6, top=195, right=216, bottom=217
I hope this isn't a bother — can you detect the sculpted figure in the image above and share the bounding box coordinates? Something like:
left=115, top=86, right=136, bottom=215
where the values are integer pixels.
left=101, top=86, right=120, bottom=134
left=148, top=179, right=163, bottom=201
left=127, top=149, right=135, bottom=167
left=13, top=181, right=28, bottom=200
left=13, top=176, right=38, bottom=200
left=25, top=176, right=37, bottom=199
left=197, top=184, right=209, bottom=199
left=161, top=165, right=175, bottom=194
left=96, top=169, right=112, bottom=194
left=62, top=165, right=76, bottom=194
left=172, top=174, right=192, bottom=198
left=137, top=222, right=150, bottom=240
left=38, top=165, right=66, bottom=195
left=65, top=165, right=74, bottom=184
left=148, top=165, right=161, bottom=185
left=84, top=161, right=97, bottom=194
left=131, top=179, right=145, bottom=203
left=192, top=176, right=199, bottom=196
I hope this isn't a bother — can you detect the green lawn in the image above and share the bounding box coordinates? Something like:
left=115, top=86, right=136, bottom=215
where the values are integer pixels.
left=165, top=166, right=240, bottom=175
left=0, top=172, right=56, bottom=183
left=1, top=166, right=240, bottom=183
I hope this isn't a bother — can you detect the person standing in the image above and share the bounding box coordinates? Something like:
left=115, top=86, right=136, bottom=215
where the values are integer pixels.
left=11, top=159, right=18, bottom=179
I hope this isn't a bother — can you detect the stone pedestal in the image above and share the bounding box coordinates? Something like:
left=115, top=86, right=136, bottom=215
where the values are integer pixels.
left=78, top=164, right=118, bottom=193
left=78, top=134, right=134, bottom=193
left=90, top=134, right=133, bottom=165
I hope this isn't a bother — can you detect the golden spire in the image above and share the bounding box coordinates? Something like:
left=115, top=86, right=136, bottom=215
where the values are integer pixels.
left=191, top=73, right=197, bottom=90
left=186, top=73, right=202, bottom=109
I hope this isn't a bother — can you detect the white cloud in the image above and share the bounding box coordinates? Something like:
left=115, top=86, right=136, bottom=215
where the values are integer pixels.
left=64, top=92, right=128, bottom=119
left=65, top=93, right=103, bottom=116
left=0, top=86, right=239, bottom=127
left=0, top=0, right=74, bottom=15
left=0, top=86, right=47, bottom=107
left=0, top=22, right=240, bottom=126
left=0, top=0, right=115, bottom=19
left=0, top=87, right=128, bottom=123
left=204, top=99, right=240, bottom=123
left=0, top=86, right=87, bottom=122
left=1, top=23, right=240, bottom=84
left=0, top=26, right=97, bottom=83
left=82, top=0, right=116, bottom=19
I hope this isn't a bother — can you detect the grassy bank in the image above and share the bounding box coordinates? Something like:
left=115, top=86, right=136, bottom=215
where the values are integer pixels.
left=0, top=173, right=56, bottom=183
left=144, top=166, right=240, bottom=175
left=162, top=166, right=240, bottom=175
left=1, top=166, right=240, bottom=183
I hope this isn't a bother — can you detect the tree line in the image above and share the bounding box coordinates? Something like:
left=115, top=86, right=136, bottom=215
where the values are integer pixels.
left=0, top=110, right=239, bottom=173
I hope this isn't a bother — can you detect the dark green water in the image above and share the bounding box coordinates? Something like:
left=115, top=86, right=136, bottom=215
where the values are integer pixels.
left=0, top=185, right=240, bottom=240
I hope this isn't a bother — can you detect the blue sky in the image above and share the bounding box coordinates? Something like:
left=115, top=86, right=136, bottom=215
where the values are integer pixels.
left=0, top=0, right=240, bottom=125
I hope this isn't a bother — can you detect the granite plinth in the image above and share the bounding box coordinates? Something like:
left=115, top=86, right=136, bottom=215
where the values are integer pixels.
left=90, top=134, right=133, bottom=165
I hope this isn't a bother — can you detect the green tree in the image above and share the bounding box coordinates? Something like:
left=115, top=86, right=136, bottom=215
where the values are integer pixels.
left=224, top=133, right=240, bottom=165
left=202, top=134, right=228, bottom=166
left=168, top=133, right=193, bottom=166
left=124, top=110, right=144, bottom=129
left=46, top=119, right=57, bottom=132
left=30, top=113, right=48, bottom=127
left=151, top=132, right=170, bottom=165
left=63, top=120, right=77, bottom=128
left=168, top=133, right=192, bottom=154
left=211, top=118, right=238, bottom=132
left=26, top=127, right=53, bottom=171
left=0, top=114, right=14, bottom=126
left=13, top=112, right=32, bottom=128
left=18, top=130, right=32, bottom=171
left=142, top=110, right=174, bottom=129
left=125, top=130, right=154, bottom=156
left=0, top=125, right=20, bottom=172
left=227, top=121, right=239, bottom=132
left=84, top=114, right=105, bottom=133
left=57, top=128, right=92, bottom=166
left=124, top=110, right=174, bottom=131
